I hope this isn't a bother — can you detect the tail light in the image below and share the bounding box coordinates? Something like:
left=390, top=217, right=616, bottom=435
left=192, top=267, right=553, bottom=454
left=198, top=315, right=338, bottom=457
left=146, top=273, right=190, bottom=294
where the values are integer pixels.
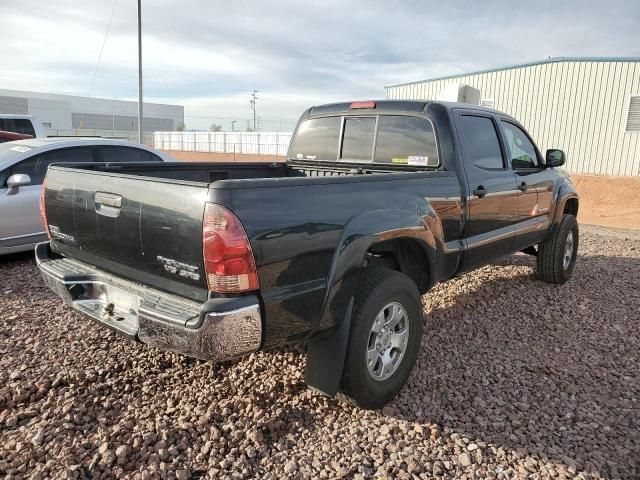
left=350, top=101, right=376, bottom=109
left=39, top=179, right=51, bottom=240
left=202, top=203, right=259, bottom=293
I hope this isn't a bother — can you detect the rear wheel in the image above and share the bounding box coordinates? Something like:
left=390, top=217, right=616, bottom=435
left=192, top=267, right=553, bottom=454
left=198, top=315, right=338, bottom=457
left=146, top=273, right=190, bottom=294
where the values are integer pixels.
left=536, top=213, right=579, bottom=284
left=338, top=268, right=423, bottom=409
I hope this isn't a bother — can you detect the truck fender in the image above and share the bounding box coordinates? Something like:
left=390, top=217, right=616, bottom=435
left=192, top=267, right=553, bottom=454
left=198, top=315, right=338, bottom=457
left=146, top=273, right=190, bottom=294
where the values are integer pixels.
left=304, top=207, right=438, bottom=396
left=552, top=187, right=579, bottom=227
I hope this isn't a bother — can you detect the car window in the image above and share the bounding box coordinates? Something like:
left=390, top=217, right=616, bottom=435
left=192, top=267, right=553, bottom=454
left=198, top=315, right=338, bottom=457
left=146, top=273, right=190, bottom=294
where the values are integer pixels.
left=14, top=119, right=36, bottom=136
left=0, top=119, right=36, bottom=136
left=290, top=117, right=341, bottom=161
left=459, top=115, right=504, bottom=169
left=341, top=117, right=375, bottom=161
left=100, top=146, right=159, bottom=162
left=501, top=121, right=539, bottom=169
left=8, top=147, right=93, bottom=186
left=374, top=116, right=439, bottom=167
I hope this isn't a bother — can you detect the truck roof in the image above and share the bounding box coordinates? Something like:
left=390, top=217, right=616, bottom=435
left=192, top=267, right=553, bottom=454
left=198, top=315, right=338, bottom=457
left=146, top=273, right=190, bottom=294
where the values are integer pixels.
left=308, top=99, right=508, bottom=118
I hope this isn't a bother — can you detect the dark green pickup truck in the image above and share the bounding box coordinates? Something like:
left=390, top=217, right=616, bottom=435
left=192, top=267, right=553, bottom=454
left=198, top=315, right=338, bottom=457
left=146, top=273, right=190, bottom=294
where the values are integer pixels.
left=38, top=100, right=579, bottom=409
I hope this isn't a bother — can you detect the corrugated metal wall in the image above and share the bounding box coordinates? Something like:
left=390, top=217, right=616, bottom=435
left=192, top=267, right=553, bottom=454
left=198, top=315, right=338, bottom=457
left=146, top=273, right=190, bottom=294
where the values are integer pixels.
left=386, top=60, right=640, bottom=176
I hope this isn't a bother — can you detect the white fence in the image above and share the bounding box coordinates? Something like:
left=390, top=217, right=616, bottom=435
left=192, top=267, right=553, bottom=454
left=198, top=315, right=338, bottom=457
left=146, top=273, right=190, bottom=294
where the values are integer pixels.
left=153, top=131, right=292, bottom=156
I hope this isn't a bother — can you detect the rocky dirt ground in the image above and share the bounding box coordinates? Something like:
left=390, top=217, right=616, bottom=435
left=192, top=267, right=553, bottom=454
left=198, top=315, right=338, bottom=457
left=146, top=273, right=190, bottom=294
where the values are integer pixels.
left=0, top=225, right=638, bottom=479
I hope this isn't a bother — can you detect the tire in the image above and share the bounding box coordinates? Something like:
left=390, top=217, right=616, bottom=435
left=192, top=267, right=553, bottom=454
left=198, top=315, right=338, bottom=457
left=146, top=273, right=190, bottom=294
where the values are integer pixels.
left=536, top=213, right=579, bottom=284
left=338, top=267, right=423, bottom=410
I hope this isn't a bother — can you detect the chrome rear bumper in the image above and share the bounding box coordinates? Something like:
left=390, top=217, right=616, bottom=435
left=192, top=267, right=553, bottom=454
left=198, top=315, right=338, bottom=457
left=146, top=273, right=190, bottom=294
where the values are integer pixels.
left=35, top=242, right=262, bottom=362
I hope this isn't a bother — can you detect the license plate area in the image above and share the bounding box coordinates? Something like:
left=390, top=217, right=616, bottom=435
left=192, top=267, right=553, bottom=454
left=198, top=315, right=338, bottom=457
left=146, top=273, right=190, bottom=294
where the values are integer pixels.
left=70, top=282, right=140, bottom=336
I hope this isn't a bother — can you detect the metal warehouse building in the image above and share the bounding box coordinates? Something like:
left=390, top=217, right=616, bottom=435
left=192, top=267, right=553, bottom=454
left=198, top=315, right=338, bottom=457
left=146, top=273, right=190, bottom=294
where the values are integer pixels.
left=385, top=57, right=640, bottom=176
left=0, top=88, right=184, bottom=134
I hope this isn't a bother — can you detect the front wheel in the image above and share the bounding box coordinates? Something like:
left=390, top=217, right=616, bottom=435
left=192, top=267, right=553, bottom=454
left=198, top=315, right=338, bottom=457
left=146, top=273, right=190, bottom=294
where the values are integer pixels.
left=536, top=213, right=579, bottom=284
left=338, top=268, right=423, bottom=410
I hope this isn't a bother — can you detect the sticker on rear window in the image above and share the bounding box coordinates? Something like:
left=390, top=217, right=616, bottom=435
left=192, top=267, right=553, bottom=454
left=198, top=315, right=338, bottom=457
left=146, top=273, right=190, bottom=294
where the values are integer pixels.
left=392, top=157, right=408, bottom=164
left=10, top=146, right=31, bottom=153
left=408, top=155, right=429, bottom=166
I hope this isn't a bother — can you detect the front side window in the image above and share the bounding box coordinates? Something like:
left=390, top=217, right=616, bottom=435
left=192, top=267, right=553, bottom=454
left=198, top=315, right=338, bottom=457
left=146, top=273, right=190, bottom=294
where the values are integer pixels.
left=290, top=117, right=341, bottom=161
left=501, top=121, right=539, bottom=169
left=341, top=117, right=376, bottom=161
left=459, top=115, right=504, bottom=169
left=374, top=116, right=439, bottom=166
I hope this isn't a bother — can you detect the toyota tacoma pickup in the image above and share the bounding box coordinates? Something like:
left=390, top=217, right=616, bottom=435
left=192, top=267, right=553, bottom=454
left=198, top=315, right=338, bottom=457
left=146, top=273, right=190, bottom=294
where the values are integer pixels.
left=37, top=100, right=579, bottom=409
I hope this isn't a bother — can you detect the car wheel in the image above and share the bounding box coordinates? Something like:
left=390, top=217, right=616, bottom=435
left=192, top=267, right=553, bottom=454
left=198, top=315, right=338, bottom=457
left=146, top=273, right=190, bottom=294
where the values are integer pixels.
left=536, top=213, right=579, bottom=284
left=338, top=267, right=423, bottom=410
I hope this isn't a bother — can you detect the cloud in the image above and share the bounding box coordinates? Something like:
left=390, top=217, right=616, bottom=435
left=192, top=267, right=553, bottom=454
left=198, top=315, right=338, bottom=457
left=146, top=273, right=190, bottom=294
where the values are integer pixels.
left=1, top=0, right=639, bottom=130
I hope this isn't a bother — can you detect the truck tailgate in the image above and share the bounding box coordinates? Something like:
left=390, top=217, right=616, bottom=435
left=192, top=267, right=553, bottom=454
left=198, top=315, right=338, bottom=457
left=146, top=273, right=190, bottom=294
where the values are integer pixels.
left=44, top=166, right=210, bottom=301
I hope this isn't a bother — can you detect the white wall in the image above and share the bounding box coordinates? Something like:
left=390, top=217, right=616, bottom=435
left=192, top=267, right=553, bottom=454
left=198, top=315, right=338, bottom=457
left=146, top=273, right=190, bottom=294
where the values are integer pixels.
left=0, top=88, right=184, bottom=132
left=154, top=131, right=293, bottom=156
left=27, top=97, right=71, bottom=129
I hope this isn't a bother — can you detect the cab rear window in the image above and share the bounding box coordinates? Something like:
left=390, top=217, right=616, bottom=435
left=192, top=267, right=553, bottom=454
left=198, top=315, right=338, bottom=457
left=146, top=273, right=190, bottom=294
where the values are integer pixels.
left=290, top=114, right=439, bottom=167
left=341, top=117, right=375, bottom=160
left=290, top=116, right=340, bottom=161
left=374, top=116, right=438, bottom=167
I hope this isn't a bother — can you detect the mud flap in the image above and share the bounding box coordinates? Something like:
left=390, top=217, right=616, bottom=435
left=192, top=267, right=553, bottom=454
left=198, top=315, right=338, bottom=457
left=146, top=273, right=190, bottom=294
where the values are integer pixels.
left=304, top=298, right=353, bottom=396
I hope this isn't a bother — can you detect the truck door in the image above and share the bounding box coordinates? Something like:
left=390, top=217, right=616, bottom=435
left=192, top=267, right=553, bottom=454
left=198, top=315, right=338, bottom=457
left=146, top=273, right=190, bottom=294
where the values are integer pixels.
left=456, top=112, right=518, bottom=271
left=498, top=119, right=555, bottom=250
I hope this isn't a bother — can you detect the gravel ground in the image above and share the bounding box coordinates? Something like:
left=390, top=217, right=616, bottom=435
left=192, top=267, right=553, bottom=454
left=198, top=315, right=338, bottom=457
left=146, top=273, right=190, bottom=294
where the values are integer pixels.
left=1, top=225, right=638, bottom=479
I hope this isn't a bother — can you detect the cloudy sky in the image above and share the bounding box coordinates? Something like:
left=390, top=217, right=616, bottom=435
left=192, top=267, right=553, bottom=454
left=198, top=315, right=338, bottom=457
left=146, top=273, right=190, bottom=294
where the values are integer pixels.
left=2, top=0, right=639, bottom=130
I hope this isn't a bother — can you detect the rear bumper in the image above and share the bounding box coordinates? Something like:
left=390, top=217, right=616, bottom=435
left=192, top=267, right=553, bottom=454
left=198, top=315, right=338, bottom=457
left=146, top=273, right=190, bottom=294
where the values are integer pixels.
left=35, top=242, right=262, bottom=362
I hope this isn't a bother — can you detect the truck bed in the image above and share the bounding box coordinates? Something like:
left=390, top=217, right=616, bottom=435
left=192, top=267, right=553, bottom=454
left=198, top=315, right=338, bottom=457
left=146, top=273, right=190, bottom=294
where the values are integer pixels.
left=58, top=159, right=432, bottom=183
left=43, top=159, right=459, bottom=345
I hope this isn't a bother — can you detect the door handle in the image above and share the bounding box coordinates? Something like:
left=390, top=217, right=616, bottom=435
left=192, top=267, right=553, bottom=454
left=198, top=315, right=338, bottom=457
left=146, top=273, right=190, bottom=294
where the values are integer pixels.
left=95, top=192, right=122, bottom=208
left=95, top=192, right=122, bottom=218
left=518, top=181, right=528, bottom=192
left=472, top=186, right=487, bottom=198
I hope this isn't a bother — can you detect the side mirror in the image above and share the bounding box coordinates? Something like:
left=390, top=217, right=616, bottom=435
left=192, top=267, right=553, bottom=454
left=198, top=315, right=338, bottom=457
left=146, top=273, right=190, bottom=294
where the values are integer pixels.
left=545, top=149, right=565, bottom=168
left=6, top=173, right=32, bottom=195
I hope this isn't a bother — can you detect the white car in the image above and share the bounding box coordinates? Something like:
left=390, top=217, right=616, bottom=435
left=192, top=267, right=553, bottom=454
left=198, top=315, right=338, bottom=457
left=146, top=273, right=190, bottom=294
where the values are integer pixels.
left=0, top=138, right=175, bottom=254
left=0, top=114, right=47, bottom=138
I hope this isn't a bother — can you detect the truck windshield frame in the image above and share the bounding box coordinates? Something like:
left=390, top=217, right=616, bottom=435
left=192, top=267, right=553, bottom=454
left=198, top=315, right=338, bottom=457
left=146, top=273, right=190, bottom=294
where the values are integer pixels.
left=289, top=113, right=441, bottom=168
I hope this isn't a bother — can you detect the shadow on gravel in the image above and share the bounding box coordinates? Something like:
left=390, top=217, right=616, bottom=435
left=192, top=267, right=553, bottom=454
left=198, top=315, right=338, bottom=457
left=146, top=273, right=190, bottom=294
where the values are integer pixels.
left=389, top=253, right=640, bottom=478
left=0, top=251, right=34, bottom=266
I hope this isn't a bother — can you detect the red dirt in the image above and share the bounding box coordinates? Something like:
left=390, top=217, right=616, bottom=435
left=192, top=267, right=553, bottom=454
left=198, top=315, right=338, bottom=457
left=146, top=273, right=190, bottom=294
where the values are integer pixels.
left=165, top=150, right=282, bottom=163
left=571, top=175, right=640, bottom=230
left=166, top=151, right=640, bottom=230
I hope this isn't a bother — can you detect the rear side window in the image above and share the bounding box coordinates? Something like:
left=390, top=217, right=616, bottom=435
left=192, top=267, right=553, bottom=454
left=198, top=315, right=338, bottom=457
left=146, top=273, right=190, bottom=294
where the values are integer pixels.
left=501, top=121, right=539, bottom=169
left=459, top=115, right=504, bottom=169
left=290, top=117, right=341, bottom=161
left=100, top=146, right=158, bottom=162
left=341, top=117, right=376, bottom=161
left=374, top=116, right=439, bottom=166
left=8, top=147, right=93, bottom=185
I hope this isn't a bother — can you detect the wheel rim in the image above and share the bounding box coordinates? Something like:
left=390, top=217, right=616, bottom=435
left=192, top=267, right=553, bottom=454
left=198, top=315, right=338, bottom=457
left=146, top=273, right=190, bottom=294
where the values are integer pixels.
left=366, top=302, right=409, bottom=382
left=563, top=231, right=574, bottom=270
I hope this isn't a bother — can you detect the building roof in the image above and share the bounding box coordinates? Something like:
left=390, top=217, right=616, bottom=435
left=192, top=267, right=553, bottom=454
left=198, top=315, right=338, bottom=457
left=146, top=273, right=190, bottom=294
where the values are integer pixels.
left=385, top=56, right=640, bottom=89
